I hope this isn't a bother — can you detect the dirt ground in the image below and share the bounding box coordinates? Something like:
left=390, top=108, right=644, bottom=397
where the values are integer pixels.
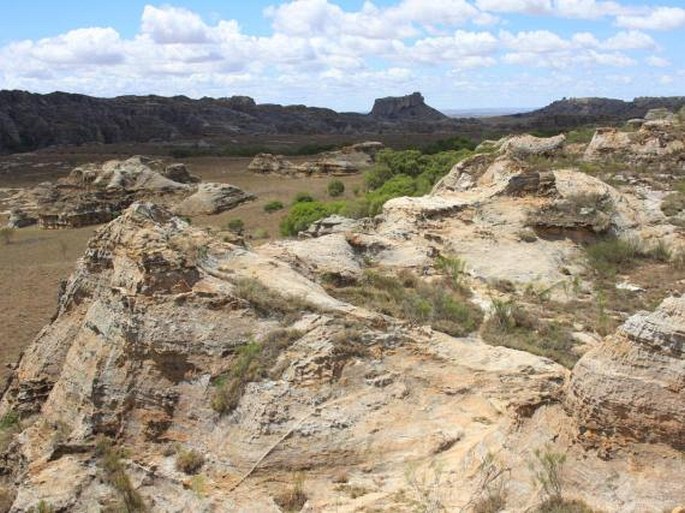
left=0, top=150, right=365, bottom=388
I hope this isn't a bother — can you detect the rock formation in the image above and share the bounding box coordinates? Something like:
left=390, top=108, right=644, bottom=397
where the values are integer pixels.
left=567, top=295, right=685, bottom=450
left=370, top=92, right=448, bottom=121
left=248, top=142, right=383, bottom=176
left=5, top=156, right=253, bottom=228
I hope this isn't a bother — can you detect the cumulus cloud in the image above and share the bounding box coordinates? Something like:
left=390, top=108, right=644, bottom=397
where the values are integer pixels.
left=141, top=5, right=211, bottom=44
left=616, top=6, right=685, bottom=31
left=0, top=1, right=680, bottom=109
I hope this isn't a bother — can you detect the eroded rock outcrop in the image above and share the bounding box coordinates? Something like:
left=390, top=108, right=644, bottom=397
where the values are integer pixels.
left=248, top=142, right=383, bottom=176
left=567, top=295, right=685, bottom=449
left=6, top=156, right=252, bottom=228
left=370, top=92, right=448, bottom=121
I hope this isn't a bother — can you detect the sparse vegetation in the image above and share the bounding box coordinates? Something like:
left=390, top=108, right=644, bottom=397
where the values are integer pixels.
left=534, top=498, right=601, bottom=513
left=481, top=299, right=577, bottom=368
left=252, top=227, right=270, bottom=239
left=212, top=328, right=303, bottom=414
left=175, top=447, right=205, bottom=475
left=95, top=436, right=146, bottom=513
left=234, top=277, right=316, bottom=320
left=263, top=200, right=285, bottom=213
left=404, top=462, right=447, bottom=513
left=327, top=179, right=345, bottom=197
left=467, top=452, right=509, bottom=513
left=0, top=411, right=21, bottom=454
left=293, top=192, right=315, bottom=204
left=326, top=269, right=482, bottom=337
left=530, top=447, right=566, bottom=502
left=0, top=227, right=16, bottom=245
left=274, top=472, right=307, bottom=512
left=226, top=218, right=245, bottom=234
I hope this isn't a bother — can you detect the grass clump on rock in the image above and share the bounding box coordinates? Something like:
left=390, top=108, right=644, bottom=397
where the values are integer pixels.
left=175, top=447, right=205, bottom=475
left=327, top=269, right=482, bottom=337
left=212, top=329, right=303, bottom=415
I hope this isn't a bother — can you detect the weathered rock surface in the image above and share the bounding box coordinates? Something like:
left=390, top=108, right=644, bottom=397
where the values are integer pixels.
left=584, top=119, right=685, bottom=167
left=5, top=156, right=251, bottom=228
left=173, top=183, right=254, bottom=216
left=248, top=142, right=383, bottom=176
left=1, top=197, right=684, bottom=512
left=566, top=295, right=685, bottom=449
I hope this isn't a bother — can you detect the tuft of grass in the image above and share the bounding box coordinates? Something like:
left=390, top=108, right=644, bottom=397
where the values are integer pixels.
left=293, top=192, right=315, bottom=204
left=175, top=447, right=205, bottom=475
left=226, top=218, right=245, bottom=234
left=234, top=278, right=317, bottom=321
left=585, top=237, right=643, bottom=276
left=481, top=299, right=577, bottom=368
left=274, top=472, right=307, bottom=512
left=212, top=329, right=303, bottom=414
left=95, top=437, right=146, bottom=512
left=435, top=254, right=466, bottom=287
left=327, top=269, right=482, bottom=337
left=0, top=410, right=21, bottom=454
left=534, top=498, right=601, bottom=513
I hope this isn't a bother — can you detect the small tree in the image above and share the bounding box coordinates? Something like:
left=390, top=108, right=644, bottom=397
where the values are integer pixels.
left=327, top=179, right=345, bottom=197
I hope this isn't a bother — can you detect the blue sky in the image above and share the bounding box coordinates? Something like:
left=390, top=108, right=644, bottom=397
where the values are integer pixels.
left=1, top=0, right=683, bottom=111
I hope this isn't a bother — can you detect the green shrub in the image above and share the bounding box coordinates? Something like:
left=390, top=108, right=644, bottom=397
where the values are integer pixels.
left=263, top=200, right=285, bottom=213
left=293, top=192, right=315, bottom=204
left=280, top=201, right=344, bottom=236
left=175, top=447, right=205, bottom=475
left=226, top=218, right=245, bottom=234
left=212, top=329, right=303, bottom=414
left=530, top=447, right=566, bottom=501
left=327, top=179, right=345, bottom=197
left=327, top=270, right=482, bottom=337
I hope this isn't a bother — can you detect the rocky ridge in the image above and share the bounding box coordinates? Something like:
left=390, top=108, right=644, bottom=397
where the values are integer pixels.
left=1, top=126, right=685, bottom=511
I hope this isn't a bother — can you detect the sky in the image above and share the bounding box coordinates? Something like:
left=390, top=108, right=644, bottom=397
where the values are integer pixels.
left=0, top=0, right=683, bottom=111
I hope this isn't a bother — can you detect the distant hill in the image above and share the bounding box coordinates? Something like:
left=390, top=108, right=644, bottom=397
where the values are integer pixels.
left=1, top=90, right=684, bottom=154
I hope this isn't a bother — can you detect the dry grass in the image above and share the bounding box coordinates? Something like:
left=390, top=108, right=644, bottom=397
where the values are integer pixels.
left=175, top=447, right=205, bottom=475
left=0, top=225, right=93, bottom=388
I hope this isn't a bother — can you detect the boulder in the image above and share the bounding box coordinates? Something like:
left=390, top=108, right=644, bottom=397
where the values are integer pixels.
left=174, top=182, right=254, bottom=216
left=566, top=296, right=685, bottom=449
left=7, top=209, right=36, bottom=228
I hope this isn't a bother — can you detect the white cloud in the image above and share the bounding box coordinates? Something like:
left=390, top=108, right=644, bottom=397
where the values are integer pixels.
left=646, top=55, right=669, bottom=67
left=141, top=5, right=211, bottom=44
left=475, top=0, right=552, bottom=14
left=553, top=0, right=626, bottom=19
left=616, top=6, right=685, bottom=31
left=408, top=31, right=498, bottom=63
left=603, top=30, right=656, bottom=50
left=500, top=30, right=570, bottom=53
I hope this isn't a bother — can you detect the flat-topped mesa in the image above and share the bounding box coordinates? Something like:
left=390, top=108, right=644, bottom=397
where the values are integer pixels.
left=370, top=92, right=448, bottom=121
left=566, top=296, right=685, bottom=450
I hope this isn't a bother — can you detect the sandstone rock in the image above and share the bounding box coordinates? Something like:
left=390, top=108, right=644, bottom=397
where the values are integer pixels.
left=173, top=182, right=254, bottom=216
left=247, top=153, right=298, bottom=175
left=299, top=215, right=361, bottom=238
left=6, top=208, right=36, bottom=228
left=160, top=163, right=200, bottom=184
left=370, top=92, right=447, bottom=121
left=500, top=133, right=566, bottom=158
left=583, top=127, right=632, bottom=161
left=566, top=295, right=685, bottom=449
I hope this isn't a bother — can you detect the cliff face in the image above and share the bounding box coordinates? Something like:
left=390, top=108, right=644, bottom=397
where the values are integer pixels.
left=0, top=90, right=459, bottom=154
left=370, top=92, right=448, bottom=121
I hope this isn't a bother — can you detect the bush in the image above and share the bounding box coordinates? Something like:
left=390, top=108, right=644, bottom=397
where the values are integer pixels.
left=253, top=228, right=269, bottom=239
left=327, top=179, right=345, bottom=197
left=481, top=300, right=577, bottom=368
left=293, top=192, right=315, bottom=204
left=280, top=201, right=344, bottom=236
left=226, top=218, right=245, bottom=234
left=264, top=200, right=285, bottom=213
left=327, top=270, right=482, bottom=337
left=176, top=447, right=205, bottom=475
